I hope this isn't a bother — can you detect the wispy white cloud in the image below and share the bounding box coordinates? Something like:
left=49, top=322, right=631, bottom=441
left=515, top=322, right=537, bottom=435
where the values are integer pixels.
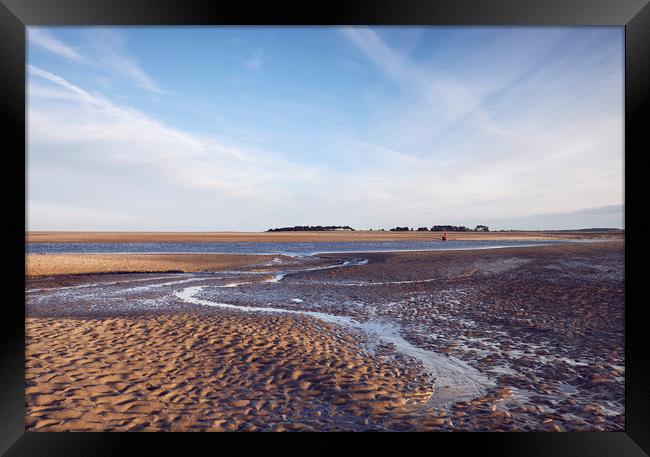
left=28, top=28, right=84, bottom=63
left=29, top=28, right=164, bottom=95
left=245, top=50, right=265, bottom=70
left=100, top=46, right=164, bottom=94
left=341, top=28, right=405, bottom=79
left=28, top=65, right=317, bottom=202
left=341, top=28, right=483, bottom=124
left=93, top=30, right=163, bottom=94
left=334, top=28, right=623, bottom=225
left=28, top=65, right=103, bottom=104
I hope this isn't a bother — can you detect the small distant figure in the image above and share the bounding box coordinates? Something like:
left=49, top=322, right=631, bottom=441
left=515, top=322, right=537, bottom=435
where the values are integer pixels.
left=442, top=231, right=448, bottom=241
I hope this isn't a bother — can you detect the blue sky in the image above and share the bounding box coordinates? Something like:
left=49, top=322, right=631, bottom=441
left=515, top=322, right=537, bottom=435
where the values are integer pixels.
left=27, top=27, right=624, bottom=231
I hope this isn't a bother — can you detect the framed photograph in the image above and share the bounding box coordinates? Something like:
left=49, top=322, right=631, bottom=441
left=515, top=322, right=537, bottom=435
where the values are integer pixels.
left=1, top=0, right=648, bottom=454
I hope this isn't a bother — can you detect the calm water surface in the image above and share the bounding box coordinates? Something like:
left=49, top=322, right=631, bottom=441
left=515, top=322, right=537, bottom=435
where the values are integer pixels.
left=27, top=240, right=578, bottom=256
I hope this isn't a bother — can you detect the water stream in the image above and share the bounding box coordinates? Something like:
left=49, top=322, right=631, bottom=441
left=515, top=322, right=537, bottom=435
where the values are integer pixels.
left=172, top=257, right=494, bottom=406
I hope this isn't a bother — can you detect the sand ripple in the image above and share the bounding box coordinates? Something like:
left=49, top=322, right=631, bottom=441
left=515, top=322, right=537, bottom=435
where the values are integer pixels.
left=26, top=313, right=434, bottom=432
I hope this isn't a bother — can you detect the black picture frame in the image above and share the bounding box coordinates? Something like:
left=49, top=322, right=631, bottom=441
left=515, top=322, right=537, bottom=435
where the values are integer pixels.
left=1, top=0, right=648, bottom=454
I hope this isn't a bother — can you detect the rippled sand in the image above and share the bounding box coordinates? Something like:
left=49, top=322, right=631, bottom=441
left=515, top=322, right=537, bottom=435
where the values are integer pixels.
left=25, top=241, right=624, bottom=432
left=26, top=313, right=434, bottom=432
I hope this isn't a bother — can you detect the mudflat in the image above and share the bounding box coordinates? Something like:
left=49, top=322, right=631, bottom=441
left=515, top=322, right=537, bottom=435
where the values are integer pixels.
left=25, top=241, right=624, bottom=431
left=26, top=230, right=623, bottom=243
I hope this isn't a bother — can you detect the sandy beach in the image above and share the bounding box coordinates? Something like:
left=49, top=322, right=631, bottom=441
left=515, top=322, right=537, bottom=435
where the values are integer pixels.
left=25, top=241, right=624, bottom=431
left=25, top=313, right=433, bottom=432
left=26, top=253, right=284, bottom=278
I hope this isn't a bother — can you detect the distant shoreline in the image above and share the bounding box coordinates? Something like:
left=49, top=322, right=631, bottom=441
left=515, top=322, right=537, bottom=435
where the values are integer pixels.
left=26, top=230, right=624, bottom=243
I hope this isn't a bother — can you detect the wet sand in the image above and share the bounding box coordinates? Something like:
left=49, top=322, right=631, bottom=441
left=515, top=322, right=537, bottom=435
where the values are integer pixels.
left=26, top=230, right=623, bottom=243
left=25, top=241, right=624, bottom=432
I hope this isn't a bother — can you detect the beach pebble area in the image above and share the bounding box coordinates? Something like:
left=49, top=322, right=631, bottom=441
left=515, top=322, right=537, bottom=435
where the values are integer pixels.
left=25, top=241, right=624, bottom=431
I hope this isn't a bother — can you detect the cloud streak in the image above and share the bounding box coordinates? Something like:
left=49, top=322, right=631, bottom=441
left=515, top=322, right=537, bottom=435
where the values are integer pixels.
left=341, top=28, right=488, bottom=131
left=29, top=28, right=164, bottom=95
left=101, top=48, right=163, bottom=94
left=28, top=28, right=84, bottom=63
left=86, top=29, right=165, bottom=94
left=336, top=27, right=623, bottom=218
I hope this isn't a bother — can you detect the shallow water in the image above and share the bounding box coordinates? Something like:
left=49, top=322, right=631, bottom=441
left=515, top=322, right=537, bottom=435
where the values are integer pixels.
left=175, top=282, right=493, bottom=407
left=27, top=239, right=576, bottom=255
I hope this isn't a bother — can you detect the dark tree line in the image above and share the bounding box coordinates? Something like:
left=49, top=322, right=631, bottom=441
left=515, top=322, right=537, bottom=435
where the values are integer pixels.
left=390, top=225, right=490, bottom=232
left=267, top=224, right=490, bottom=232
left=267, top=225, right=355, bottom=232
left=429, top=225, right=471, bottom=232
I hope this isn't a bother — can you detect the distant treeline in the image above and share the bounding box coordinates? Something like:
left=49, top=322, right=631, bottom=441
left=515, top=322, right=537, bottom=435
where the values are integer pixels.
left=267, top=225, right=355, bottom=232
left=390, top=225, right=489, bottom=232
left=266, top=224, right=491, bottom=232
